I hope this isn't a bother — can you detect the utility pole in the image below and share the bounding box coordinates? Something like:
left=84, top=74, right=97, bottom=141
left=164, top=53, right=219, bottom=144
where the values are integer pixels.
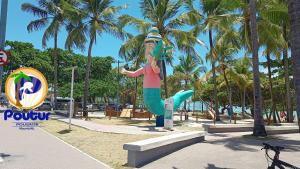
left=69, top=66, right=77, bottom=130
left=115, top=59, right=123, bottom=111
left=0, top=0, right=8, bottom=94
left=117, top=60, right=120, bottom=112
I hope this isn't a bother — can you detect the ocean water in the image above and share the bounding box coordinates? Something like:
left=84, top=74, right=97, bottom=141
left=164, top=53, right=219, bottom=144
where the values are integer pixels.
left=181, top=101, right=298, bottom=118
left=180, top=101, right=251, bottom=113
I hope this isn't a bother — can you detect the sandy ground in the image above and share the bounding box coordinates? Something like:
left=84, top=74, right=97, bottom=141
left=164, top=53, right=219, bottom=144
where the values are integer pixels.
left=90, top=117, right=204, bottom=131
left=90, top=117, right=156, bottom=126
left=41, top=120, right=159, bottom=169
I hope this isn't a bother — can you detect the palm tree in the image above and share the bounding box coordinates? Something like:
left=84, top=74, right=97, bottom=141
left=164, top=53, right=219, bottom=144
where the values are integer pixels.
left=188, top=0, right=233, bottom=121
left=231, top=57, right=253, bottom=118
left=11, top=71, right=31, bottom=108
left=261, top=0, right=293, bottom=123
left=216, top=49, right=237, bottom=121
left=174, top=55, right=201, bottom=109
left=259, top=16, right=285, bottom=123
left=249, top=0, right=267, bottom=136
left=202, top=0, right=222, bottom=121
left=213, top=25, right=240, bottom=120
left=119, top=0, right=204, bottom=99
left=65, top=0, right=125, bottom=118
left=21, top=0, right=76, bottom=109
left=288, top=0, right=300, bottom=131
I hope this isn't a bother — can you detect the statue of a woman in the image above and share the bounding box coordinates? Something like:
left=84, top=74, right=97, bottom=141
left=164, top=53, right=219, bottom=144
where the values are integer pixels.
left=121, top=27, right=193, bottom=125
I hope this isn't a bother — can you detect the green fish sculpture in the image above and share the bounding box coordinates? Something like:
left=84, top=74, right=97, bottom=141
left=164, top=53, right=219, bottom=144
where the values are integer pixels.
left=150, top=40, right=172, bottom=61
left=150, top=39, right=163, bottom=60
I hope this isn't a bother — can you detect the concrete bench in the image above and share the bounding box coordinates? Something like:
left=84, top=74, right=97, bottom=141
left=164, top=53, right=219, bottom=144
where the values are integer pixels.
left=202, top=124, right=253, bottom=133
left=202, top=123, right=299, bottom=134
left=123, top=131, right=205, bottom=168
left=266, top=126, right=299, bottom=134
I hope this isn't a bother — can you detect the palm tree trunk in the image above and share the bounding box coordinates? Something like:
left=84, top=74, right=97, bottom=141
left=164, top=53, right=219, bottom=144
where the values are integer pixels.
left=266, top=50, right=277, bottom=123
left=184, top=79, right=188, bottom=110
left=209, top=29, right=220, bottom=121
left=83, top=37, right=94, bottom=118
left=162, top=60, right=168, bottom=98
left=249, top=0, right=267, bottom=136
left=242, top=87, right=246, bottom=118
left=283, top=24, right=293, bottom=122
left=159, top=30, right=168, bottom=99
left=288, top=0, right=300, bottom=132
left=53, top=30, right=58, bottom=110
left=223, top=67, right=233, bottom=121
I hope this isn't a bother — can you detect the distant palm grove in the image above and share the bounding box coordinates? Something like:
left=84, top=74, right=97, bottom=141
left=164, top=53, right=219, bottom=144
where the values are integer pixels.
left=1, top=0, right=300, bottom=136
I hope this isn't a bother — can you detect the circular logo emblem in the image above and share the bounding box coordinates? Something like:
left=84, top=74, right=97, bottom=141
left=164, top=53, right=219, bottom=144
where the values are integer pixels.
left=0, top=50, right=9, bottom=66
left=5, top=67, right=48, bottom=110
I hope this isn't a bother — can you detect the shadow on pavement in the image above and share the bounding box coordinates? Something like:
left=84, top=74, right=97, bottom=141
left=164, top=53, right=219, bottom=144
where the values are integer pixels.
left=207, top=134, right=300, bottom=152
left=57, top=129, right=71, bottom=134
left=208, top=133, right=231, bottom=137
left=122, top=163, right=128, bottom=167
left=205, top=163, right=235, bottom=169
left=0, top=153, right=11, bottom=159
left=136, top=126, right=169, bottom=133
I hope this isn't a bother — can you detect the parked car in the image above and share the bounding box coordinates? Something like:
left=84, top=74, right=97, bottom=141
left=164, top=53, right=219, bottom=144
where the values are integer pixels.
left=0, top=93, right=8, bottom=105
left=107, top=103, right=122, bottom=111
left=55, top=97, right=71, bottom=110
left=37, top=101, right=52, bottom=111
left=98, top=104, right=106, bottom=111
left=87, top=103, right=98, bottom=111
left=126, top=104, right=133, bottom=109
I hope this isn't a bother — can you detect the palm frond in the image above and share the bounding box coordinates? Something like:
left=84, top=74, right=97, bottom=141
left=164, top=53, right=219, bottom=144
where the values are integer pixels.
left=98, top=0, right=113, bottom=13
left=21, top=3, right=48, bottom=18
left=119, top=34, right=146, bottom=61
left=42, top=18, right=60, bottom=48
left=163, top=0, right=183, bottom=20
left=167, top=10, right=203, bottom=29
left=261, top=1, right=288, bottom=25
left=169, top=29, right=204, bottom=63
left=27, top=18, right=49, bottom=32
left=141, top=0, right=156, bottom=21
left=65, top=22, right=87, bottom=51
left=100, top=20, right=127, bottom=40
left=118, top=15, right=151, bottom=33
left=101, top=6, right=123, bottom=21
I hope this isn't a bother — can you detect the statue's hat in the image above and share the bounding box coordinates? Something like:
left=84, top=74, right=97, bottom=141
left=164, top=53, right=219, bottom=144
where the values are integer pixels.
left=145, top=27, right=162, bottom=42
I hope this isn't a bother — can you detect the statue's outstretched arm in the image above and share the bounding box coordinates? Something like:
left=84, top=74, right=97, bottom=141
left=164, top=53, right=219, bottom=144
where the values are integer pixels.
left=121, top=67, right=144, bottom=77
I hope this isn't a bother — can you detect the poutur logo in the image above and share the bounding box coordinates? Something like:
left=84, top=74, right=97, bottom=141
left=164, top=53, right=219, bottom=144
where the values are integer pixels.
left=5, top=67, right=48, bottom=110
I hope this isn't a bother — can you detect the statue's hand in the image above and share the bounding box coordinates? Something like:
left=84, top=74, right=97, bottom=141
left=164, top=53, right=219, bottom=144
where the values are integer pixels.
left=151, top=60, right=157, bottom=67
left=151, top=60, right=160, bottom=73
left=120, top=68, right=127, bottom=75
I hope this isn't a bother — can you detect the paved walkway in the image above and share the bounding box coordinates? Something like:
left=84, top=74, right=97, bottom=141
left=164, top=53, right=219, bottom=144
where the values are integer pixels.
left=0, top=114, right=110, bottom=169
left=58, top=117, right=182, bottom=135
left=141, top=132, right=300, bottom=169
left=54, top=112, right=255, bottom=135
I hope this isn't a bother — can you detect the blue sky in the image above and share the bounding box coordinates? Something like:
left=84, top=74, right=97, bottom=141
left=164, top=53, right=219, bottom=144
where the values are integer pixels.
left=4, top=0, right=268, bottom=75
left=4, top=0, right=212, bottom=75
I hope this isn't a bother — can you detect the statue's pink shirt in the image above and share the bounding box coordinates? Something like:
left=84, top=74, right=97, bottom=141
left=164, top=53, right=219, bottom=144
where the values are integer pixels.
left=126, top=64, right=160, bottom=88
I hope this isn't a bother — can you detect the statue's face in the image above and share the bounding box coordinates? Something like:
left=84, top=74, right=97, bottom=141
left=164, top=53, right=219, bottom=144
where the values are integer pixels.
left=145, top=41, right=155, bottom=63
